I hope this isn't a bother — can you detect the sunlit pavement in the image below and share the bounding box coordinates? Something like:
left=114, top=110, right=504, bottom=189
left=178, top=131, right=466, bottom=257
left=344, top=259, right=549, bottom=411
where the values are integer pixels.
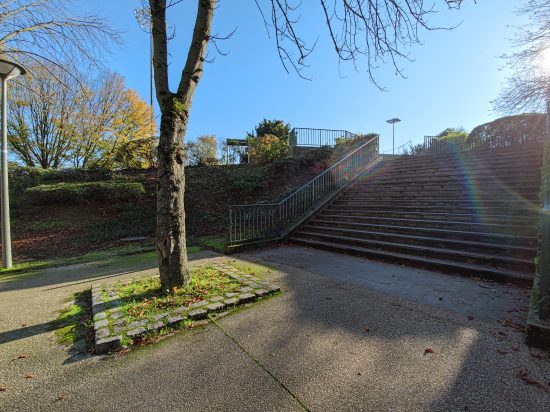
left=0, top=245, right=549, bottom=411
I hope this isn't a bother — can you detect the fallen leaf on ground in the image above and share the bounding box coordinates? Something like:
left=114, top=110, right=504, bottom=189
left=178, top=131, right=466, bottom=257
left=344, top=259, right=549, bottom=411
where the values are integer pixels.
left=499, top=319, right=526, bottom=332
left=0, top=386, right=7, bottom=392
left=424, top=348, right=435, bottom=354
left=13, top=354, right=28, bottom=361
left=496, top=348, right=509, bottom=355
left=21, top=323, right=27, bottom=327
left=24, top=373, right=34, bottom=379
left=517, top=368, right=548, bottom=390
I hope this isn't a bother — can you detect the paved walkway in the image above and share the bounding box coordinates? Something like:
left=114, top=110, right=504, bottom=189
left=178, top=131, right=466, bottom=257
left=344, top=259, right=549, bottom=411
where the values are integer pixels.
left=0, top=245, right=549, bottom=411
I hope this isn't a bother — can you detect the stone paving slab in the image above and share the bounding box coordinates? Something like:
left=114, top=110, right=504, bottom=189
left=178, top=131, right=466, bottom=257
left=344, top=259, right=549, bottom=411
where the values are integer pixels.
left=90, top=263, right=281, bottom=354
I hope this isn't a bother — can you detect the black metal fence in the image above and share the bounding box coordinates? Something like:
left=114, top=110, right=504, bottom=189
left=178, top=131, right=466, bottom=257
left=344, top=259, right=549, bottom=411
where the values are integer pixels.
left=424, top=133, right=545, bottom=155
left=290, top=128, right=356, bottom=147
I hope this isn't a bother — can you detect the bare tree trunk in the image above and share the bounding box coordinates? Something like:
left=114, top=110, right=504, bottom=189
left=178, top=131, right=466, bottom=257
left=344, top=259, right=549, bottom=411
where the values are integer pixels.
left=150, top=0, right=215, bottom=289
left=156, top=100, right=190, bottom=289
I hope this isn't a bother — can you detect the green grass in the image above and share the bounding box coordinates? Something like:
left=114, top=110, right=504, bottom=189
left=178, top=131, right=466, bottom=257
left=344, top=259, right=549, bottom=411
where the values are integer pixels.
left=115, top=266, right=241, bottom=321
left=25, top=181, right=145, bottom=205
left=0, top=242, right=204, bottom=278
left=187, top=245, right=203, bottom=254
left=23, top=218, right=78, bottom=233
left=54, top=290, right=92, bottom=347
left=225, top=260, right=275, bottom=278
left=197, top=236, right=227, bottom=252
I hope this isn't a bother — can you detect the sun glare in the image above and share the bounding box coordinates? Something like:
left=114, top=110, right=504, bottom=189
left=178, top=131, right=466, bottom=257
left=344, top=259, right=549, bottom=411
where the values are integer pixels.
left=536, top=48, right=550, bottom=74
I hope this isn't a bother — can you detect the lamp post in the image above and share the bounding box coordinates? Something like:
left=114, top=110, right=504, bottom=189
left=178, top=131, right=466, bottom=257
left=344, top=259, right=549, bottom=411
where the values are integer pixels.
left=134, top=7, right=155, bottom=136
left=386, top=117, right=401, bottom=155
left=540, top=85, right=550, bottom=320
left=0, top=58, right=25, bottom=269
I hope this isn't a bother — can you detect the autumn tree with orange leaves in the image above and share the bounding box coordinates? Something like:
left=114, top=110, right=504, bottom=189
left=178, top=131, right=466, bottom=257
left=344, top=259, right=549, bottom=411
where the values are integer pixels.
left=8, top=63, right=156, bottom=169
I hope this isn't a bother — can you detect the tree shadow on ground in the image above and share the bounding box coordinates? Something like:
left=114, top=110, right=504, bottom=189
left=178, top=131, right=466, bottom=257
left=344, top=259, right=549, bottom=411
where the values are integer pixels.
left=216, top=249, right=550, bottom=411
left=0, top=249, right=218, bottom=293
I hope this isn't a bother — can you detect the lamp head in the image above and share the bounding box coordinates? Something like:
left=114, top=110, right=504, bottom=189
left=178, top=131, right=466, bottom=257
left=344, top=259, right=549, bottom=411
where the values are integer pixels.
left=0, top=58, right=26, bottom=80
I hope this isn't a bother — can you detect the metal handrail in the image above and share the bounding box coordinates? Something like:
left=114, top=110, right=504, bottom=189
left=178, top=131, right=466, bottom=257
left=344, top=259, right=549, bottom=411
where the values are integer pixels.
left=290, top=127, right=356, bottom=147
left=423, top=134, right=544, bottom=154
left=229, top=135, right=379, bottom=245
left=381, top=140, right=412, bottom=155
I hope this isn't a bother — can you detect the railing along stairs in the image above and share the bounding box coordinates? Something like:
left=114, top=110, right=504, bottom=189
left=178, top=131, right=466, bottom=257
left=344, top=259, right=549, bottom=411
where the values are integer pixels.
left=423, top=133, right=544, bottom=155
left=229, top=134, right=380, bottom=246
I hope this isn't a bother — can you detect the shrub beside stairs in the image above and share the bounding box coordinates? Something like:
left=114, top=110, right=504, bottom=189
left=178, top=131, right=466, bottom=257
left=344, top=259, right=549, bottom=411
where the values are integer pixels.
left=290, top=144, right=542, bottom=285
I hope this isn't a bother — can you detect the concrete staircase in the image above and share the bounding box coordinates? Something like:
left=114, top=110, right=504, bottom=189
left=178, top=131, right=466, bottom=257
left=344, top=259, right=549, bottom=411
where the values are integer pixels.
left=290, top=144, right=543, bottom=284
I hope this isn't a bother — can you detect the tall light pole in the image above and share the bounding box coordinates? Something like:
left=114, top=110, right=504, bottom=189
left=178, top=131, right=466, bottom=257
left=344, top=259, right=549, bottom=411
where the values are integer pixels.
left=386, top=117, right=401, bottom=155
left=0, top=58, right=25, bottom=269
left=134, top=6, right=155, bottom=136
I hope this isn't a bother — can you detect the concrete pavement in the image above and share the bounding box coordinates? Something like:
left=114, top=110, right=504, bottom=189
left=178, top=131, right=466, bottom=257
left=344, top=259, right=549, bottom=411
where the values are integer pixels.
left=0, top=245, right=549, bottom=411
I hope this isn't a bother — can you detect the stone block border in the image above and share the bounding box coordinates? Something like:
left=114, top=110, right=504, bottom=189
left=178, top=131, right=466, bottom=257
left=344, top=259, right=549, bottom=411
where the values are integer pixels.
left=91, top=262, right=281, bottom=354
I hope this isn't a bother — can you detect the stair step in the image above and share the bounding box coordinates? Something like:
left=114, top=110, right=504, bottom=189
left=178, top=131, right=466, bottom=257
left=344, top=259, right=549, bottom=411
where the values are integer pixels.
left=309, top=219, right=537, bottom=245
left=331, top=199, right=538, bottom=208
left=356, top=178, right=541, bottom=187
left=322, top=208, right=538, bottom=224
left=366, top=160, right=540, bottom=169
left=302, top=225, right=535, bottom=257
left=367, top=167, right=540, bottom=178
left=352, top=184, right=541, bottom=192
left=315, top=214, right=536, bottom=235
left=289, top=237, right=533, bottom=285
left=326, top=204, right=539, bottom=215
left=295, top=231, right=535, bottom=272
left=287, top=145, right=542, bottom=283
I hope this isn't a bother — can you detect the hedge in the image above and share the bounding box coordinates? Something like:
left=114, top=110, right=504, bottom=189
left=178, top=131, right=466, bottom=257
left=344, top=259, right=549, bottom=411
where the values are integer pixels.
left=25, top=181, right=146, bottom=205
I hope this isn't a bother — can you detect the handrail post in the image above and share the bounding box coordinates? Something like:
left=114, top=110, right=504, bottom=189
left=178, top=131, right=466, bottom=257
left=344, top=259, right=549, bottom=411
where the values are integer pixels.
left=541, top=180, right=550, bottom=320
left=229, top=207, right=233, bottom=245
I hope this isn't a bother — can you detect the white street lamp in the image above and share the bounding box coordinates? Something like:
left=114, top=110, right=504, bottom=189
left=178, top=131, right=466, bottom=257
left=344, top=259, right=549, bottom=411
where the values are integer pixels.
left=134, top=7, right=155, bottom=136
left=0, top=58, right=26, bottom=269
left=386, top=117, right=401, bottom=155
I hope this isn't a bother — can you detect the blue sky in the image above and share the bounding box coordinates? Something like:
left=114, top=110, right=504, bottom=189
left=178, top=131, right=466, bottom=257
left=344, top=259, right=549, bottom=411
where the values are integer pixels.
left=81, top=1, right=528, bottom=152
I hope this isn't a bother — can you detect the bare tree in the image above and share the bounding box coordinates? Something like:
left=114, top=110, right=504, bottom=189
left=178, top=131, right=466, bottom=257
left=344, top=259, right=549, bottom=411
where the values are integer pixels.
left=0, top=0, right=118, bottom=73
left=185, top=135, right=218, bottom=166
left=69, top=73, right=127, bottom=168
left=149, top=0, right=465, bottom=289
left=8, top=63, right=78, bottom=168
left=494, top=0, right=550, bottom=114
left=9, top=65, right=156, bottom=169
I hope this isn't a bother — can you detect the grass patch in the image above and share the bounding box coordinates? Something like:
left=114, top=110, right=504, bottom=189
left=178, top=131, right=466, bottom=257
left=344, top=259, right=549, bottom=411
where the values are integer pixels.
left=115, top=266, right=242, bottom=321
left=0, top=242, right=204, bottom=279
left=25, top=181, right=145, bottom=205
left=187, top=245, right=203, bottom=254
left=0, top=260, right=53, bottom=276
left=54, top=290, right=93, bottom=348
left=24, top=218, right=78, bottom=233
left=0, top=243, right=154, bottom=278
left=225, top=260, right=276, bottom=278
left=197, top=236, right=227, bottom=252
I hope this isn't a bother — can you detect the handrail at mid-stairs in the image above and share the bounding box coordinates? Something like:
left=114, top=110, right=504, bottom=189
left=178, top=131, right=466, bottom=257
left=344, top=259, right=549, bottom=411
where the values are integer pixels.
left=229, top=135, right=380, bottom=246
